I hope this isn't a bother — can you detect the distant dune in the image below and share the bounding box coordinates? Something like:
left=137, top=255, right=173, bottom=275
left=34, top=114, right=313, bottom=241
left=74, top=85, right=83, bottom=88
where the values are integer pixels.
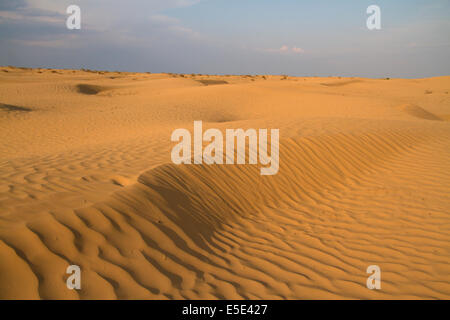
left=0, top=66, right=449, bottom=299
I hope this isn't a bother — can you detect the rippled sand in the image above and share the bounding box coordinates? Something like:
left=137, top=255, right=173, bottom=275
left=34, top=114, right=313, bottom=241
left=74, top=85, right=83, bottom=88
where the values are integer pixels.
left=0, top=66, right=449, bottom=299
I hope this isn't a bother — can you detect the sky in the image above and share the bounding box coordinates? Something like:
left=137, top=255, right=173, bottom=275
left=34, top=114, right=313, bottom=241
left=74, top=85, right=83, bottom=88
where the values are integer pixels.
left=0, top=0, right=449, bottom=77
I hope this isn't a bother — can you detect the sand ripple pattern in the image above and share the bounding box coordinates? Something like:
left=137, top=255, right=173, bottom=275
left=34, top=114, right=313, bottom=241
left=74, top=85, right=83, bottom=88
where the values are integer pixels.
left=1, top=128, right=449, bottom=299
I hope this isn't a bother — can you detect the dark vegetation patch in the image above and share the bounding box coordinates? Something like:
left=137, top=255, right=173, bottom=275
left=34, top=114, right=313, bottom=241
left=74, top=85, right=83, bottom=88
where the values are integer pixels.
left=196, top=80, right=229, bottom=86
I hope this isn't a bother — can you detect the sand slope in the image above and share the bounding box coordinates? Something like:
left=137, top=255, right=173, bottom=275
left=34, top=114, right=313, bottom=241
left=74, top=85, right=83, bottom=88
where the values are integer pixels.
left=0, top=67, right=449, bottom=299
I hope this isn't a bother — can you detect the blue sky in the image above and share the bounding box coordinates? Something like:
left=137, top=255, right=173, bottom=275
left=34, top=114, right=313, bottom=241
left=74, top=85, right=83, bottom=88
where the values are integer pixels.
left=0, top=0, right=449, bottom=77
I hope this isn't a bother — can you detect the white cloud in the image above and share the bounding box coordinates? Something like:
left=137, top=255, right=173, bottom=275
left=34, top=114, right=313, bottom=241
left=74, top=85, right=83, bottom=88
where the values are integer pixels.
left=292, top=47, right=305, bottom=54
left=149, top=14, right=181, bottom=25
left=264, top=45, right=305, bottom=54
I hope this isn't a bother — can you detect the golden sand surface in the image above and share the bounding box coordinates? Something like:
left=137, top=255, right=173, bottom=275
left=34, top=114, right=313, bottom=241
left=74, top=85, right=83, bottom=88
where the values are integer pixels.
left=0, top=66, right=449, bottom=299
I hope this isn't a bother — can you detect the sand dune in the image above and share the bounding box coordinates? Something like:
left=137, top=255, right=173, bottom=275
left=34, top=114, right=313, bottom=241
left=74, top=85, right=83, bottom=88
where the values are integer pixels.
left=0, top=66, right=449, bottom=299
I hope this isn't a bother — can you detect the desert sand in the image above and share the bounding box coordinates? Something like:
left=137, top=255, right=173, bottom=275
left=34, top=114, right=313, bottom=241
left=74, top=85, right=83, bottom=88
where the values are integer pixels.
left=0, top=66, right=449, bottom=299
